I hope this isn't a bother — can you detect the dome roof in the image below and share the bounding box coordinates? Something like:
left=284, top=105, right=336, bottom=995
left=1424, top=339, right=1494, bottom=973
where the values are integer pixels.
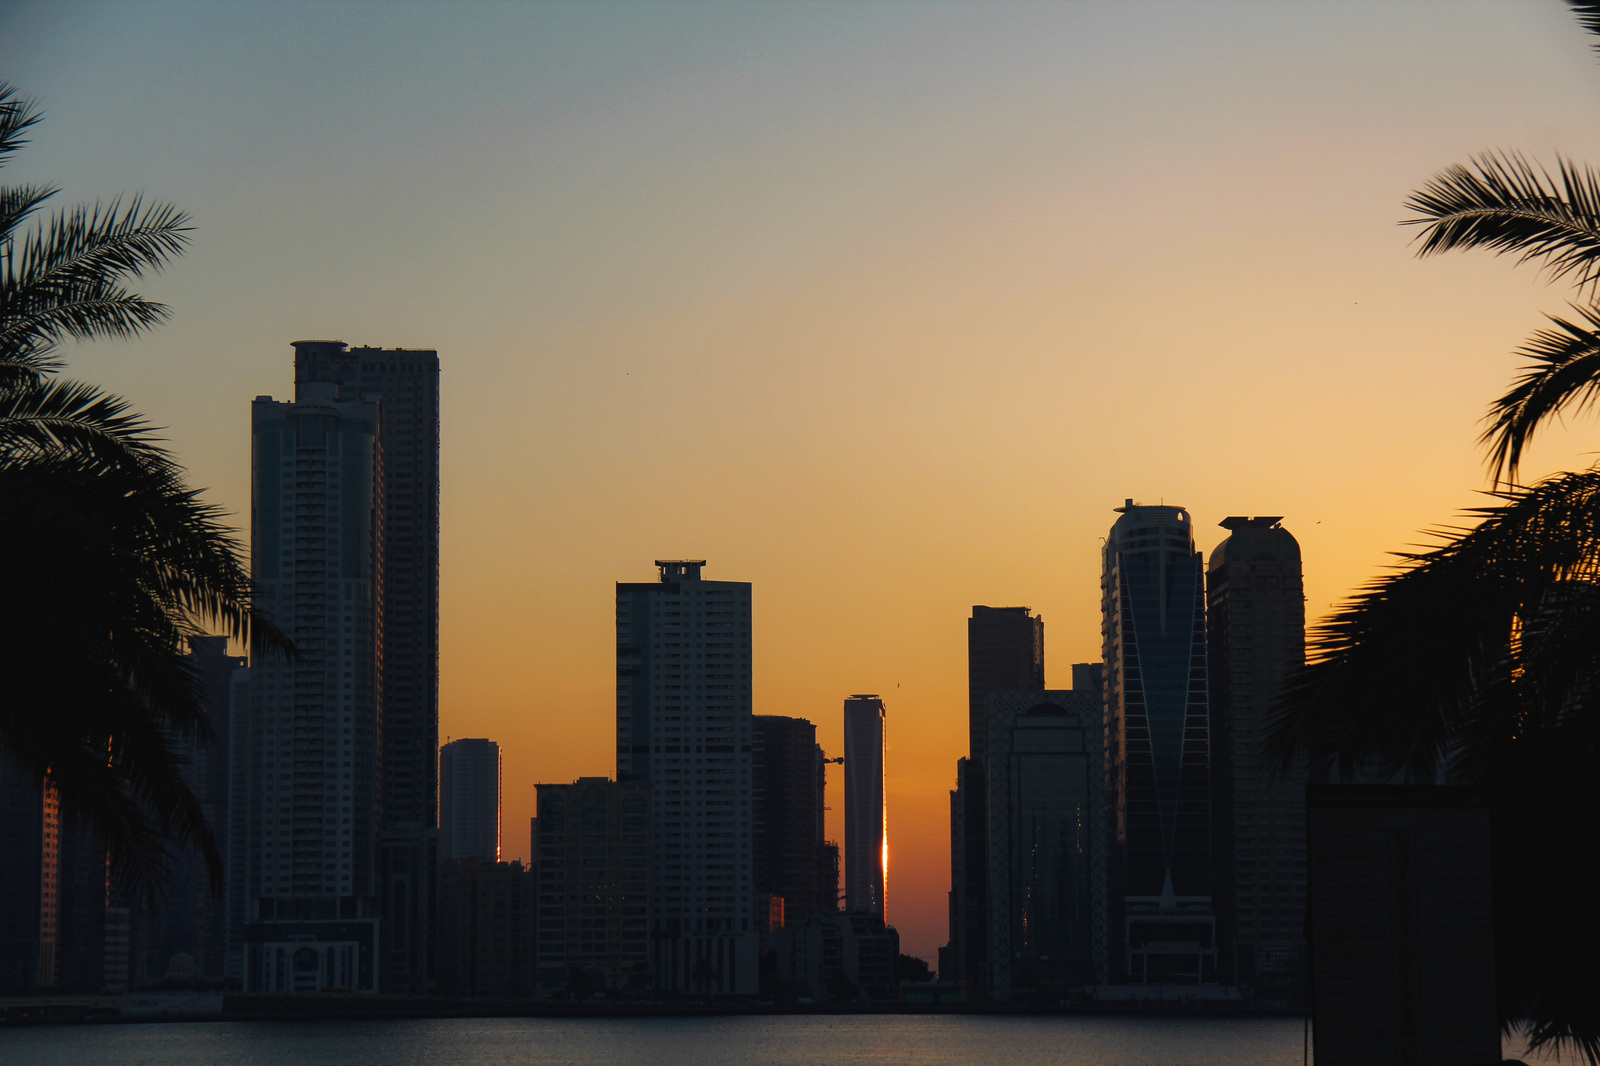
left=1208, top=516, right=1300, bottom=570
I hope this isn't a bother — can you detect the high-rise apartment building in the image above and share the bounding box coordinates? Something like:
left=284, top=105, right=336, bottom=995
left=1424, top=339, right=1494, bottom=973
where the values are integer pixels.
left=983, top=685, right=1104, bottom=1001
left=616, top=560, right=757, bottom=994
left=243, top=389, right=384, bottom=994
left=292, top=341, right=440, bottom=994
left=532, top=778, right=650, bottom=994
left=843, top=695, right=886, bottom=918
left=1102, top=500, right=1215, bottom=983
left=440, top=739, right=501, bottom=863
left=946, top=606, right=1044, bottom=991
left=751, top=716, right=833, bottom=927
left=1206, top=517, right=1306, bottom=998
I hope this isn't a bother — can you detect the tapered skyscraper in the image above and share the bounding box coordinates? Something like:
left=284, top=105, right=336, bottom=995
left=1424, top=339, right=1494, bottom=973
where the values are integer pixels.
left=616, top=560, right=757, bottom=995
left=1102, top=500, right=1214, bottom=983
left=844, top=695, right=886, bottom=918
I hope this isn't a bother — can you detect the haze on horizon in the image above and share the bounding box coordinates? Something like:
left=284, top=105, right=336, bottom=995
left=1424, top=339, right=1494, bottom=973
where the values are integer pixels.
left=5, top=0, right=1599, bottom=962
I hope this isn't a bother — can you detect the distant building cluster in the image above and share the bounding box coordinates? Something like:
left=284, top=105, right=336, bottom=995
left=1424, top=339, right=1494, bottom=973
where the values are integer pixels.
left=942, top=501, right=1307, bottom=1005
left=0, top=341, right=1304, bottom=1005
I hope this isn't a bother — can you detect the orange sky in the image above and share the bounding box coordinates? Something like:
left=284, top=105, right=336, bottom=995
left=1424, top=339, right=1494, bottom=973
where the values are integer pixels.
left=9, top=0, right=1600, bottom=961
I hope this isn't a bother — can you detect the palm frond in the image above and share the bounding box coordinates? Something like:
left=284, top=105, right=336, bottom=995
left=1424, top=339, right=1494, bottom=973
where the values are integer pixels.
left=0, top=182, right=56, bottom=245
left=1570, top=2, right=1600, bottom=53
left=1405, top=151, right=1600, bottom=288
left=1482, top=303, right=1600, bottom=480
left=0, top=196, right=190, bottom=366
left=0, top=84, right=42, bottom=170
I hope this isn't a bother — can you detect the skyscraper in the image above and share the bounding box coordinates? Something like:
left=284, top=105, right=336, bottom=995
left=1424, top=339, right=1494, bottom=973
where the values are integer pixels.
left=1207, top=517, right=1306, bottom=998
left=616, top=560, right=757, bottom=994
left=947, top=606, right=1044, bottom=990
left=244, top=390, right=384, bottom=994
left=440, top=739, right=501, bottom=863
left=843, top=695, right=886, bottom=918
left=1102, top=500, right=1215, bottom=983
left=983, top=683, right=1103, bottom=1001
left=292, top=341, right=440, bottom=994
left=751, top=716, right=831, bottom=926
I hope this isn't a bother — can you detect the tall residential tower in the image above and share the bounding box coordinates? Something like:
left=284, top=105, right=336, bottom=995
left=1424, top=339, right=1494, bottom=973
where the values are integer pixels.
left=616, top=560, right=757, bottom=994
left=440, top=739, right=502, bottom=863
left=292, top=341, right=440, bottom=994
left=1207, top=517, right=1306, bottom=998
left=843, top=695, right=887, bottom=918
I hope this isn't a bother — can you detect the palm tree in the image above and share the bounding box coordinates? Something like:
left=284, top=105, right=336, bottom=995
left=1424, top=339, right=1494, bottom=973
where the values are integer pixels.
left=0, top=84, right=288, bottom=898
left=1268, top=3, right=1600, bottom=1059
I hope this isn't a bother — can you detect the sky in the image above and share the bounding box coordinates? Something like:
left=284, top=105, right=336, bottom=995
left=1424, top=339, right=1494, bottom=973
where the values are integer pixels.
left=7, top=0, right=1600, bottom=963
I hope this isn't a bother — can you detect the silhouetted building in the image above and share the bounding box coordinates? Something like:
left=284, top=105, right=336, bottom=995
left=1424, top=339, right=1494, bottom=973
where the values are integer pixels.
left=436, top=859, right=535, bottom=998
left=947, top=605, right=1044, bottom=992
left=771, top=910, right=900, bottom=1002
left=752, top=716, right=832, bottom=927
left=133, top=635, right=244, bottom=988
left=0, top=755, right=57, bottom=992
left=440, top=739, right=501, bottom=863
left=1102, top=500, right=1215, bottom=983
left=243, top=389, right=384, bottom=994
left=843, top=695, right=886, bottom=918
left=1307, top=786, right=1497, bottom=1066
left=533, top=778, right=650, bottom=995
left=985, top=683, right=1106, bottom=1002
left=616, top=560, right=757, bottom=995
left=1207, top=517, right=1306, bottom=998
left=293, top=340, right=441, bottom=995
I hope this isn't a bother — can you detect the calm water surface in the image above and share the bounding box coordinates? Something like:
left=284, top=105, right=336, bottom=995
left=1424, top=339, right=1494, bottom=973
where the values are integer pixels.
left=0, top=1015, right=1316, bottom=1066
left=0, top=1015, right=1555, bottom=1065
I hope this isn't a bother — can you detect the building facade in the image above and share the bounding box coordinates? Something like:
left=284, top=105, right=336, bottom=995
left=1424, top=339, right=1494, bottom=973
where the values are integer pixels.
left=984, top=686, right=1105, bottom=1001
left=843, top=695, right=886, bottom=918
left=436, top=859, right=536, bottom=998
left=771, top=910, right=901, bottom=1003
left=615, top=560, right=756, bottom=995
left=243, top=389, right=384, bottom=994
left=1102, top=500, right=1215, bottom=983
left=440, top=739, right=502, bottom=863
left=533, top=778, right=650, bottom=995
left=1206, top=517, right=1306, bottom=999
left=947, top=605, right=1045, bottom=990
left=751, top=716, right=834, bottom=927
left=292, top=340, right=441, bottom=994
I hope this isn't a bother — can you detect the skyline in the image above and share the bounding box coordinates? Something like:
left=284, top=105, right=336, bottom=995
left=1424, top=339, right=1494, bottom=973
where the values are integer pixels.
left=10, top=0, right=1600, bottom=961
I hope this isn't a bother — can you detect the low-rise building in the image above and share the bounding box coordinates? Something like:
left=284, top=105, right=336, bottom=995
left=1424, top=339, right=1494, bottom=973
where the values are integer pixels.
left=771, top=910, right=899, bottom=1002
left=436, top=859, right=536, bottom=998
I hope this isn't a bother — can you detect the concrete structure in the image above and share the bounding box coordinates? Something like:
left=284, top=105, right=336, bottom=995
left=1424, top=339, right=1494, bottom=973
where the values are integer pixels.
left=771, top=910, right=900, bottom=1002
left=616, top=560, right=756, bottom=995
left=1206, top=517, right=1306, bottom=999
left=984, top=684, right=1105, bottom=1002
left=243, top=390, right=384, bottom=994
left=292, top=340, right=441, bottom=995
left=751, top=716, right=835, bottom=928
left=1102, top=500, right=1215, bottom=983
left=134, top=636, right=245, bottom=988
left=843, top=695, right=886, bottom=918
left=440, top=739, right=501, bottom=863
left=947, top=605, right=1044, bottom=991
left=533, top=778, right=650, bottom=995
left=436, top=859, right=535, bottom=998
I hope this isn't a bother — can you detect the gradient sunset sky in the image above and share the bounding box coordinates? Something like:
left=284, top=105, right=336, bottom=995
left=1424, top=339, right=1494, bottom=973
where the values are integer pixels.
left=7, top=0, right=1600, bottom=962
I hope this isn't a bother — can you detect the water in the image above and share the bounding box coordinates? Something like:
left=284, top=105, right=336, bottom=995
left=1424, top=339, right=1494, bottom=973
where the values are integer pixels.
left=0, top=1015, right=1316, bottom=1066
left=0, top=1014, right=1560, bottom=1065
